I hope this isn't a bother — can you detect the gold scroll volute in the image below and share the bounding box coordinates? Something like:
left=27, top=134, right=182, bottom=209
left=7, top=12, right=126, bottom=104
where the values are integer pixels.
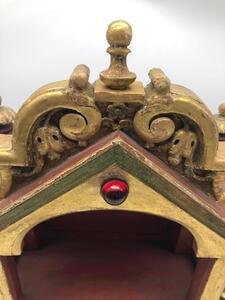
left=134, top=69, right=219, bottom=170
left=4, top=80, right=102, bottom=167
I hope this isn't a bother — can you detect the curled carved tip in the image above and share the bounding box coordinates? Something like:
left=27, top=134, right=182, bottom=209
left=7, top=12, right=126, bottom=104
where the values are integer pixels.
left=0, top=98, right=16, bottom=133
left=69, top=64, right=90, bottom=90
left=219, top=103, right=225, bottom=116
left=148, top=68, right=171, bottom=93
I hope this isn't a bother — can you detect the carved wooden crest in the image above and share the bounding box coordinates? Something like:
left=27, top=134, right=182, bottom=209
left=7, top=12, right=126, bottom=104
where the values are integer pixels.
left=0, top=20, right=225, bottom=205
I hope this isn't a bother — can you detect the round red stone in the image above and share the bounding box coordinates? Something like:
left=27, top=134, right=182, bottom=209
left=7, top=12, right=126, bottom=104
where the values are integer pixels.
left=101, top=179, right=129, bottom=205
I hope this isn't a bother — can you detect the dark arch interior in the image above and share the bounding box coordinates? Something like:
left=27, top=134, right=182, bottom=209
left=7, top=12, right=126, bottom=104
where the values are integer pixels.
left=14, top=210, right=198, bottom=300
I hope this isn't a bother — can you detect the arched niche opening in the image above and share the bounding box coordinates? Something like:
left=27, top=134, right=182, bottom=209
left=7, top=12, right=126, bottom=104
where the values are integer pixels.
left=7, top=210, right=212, bottom=300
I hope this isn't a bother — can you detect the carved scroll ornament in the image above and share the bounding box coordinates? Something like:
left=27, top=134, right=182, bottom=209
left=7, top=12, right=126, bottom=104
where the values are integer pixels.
left=0, top=20, right=225, bottom=204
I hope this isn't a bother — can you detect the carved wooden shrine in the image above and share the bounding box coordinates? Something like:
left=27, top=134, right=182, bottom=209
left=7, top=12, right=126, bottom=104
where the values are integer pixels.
left=0, top=20, right=225, bottom=300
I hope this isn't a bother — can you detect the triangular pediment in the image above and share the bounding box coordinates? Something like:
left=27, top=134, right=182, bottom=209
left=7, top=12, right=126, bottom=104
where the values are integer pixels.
left=0, top=131, right=225, bottom=243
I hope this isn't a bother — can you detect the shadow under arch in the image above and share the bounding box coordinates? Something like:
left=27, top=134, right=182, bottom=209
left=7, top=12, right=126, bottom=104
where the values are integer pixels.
left=16, top=210, right=198, bottom=300
left=23, top=209, right=197, bottom=247
left=12, top=207, right=201, bottom=258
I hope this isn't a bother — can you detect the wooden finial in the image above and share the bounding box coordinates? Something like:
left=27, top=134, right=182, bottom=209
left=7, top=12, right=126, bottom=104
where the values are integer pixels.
left=100, top=20, right=136, bottom=90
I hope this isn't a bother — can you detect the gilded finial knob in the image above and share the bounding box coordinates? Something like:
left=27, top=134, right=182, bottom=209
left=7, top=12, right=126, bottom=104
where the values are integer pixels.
left=100, top=20, right=136, bottom=90
left=106, top=20, right=132, bottom=47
